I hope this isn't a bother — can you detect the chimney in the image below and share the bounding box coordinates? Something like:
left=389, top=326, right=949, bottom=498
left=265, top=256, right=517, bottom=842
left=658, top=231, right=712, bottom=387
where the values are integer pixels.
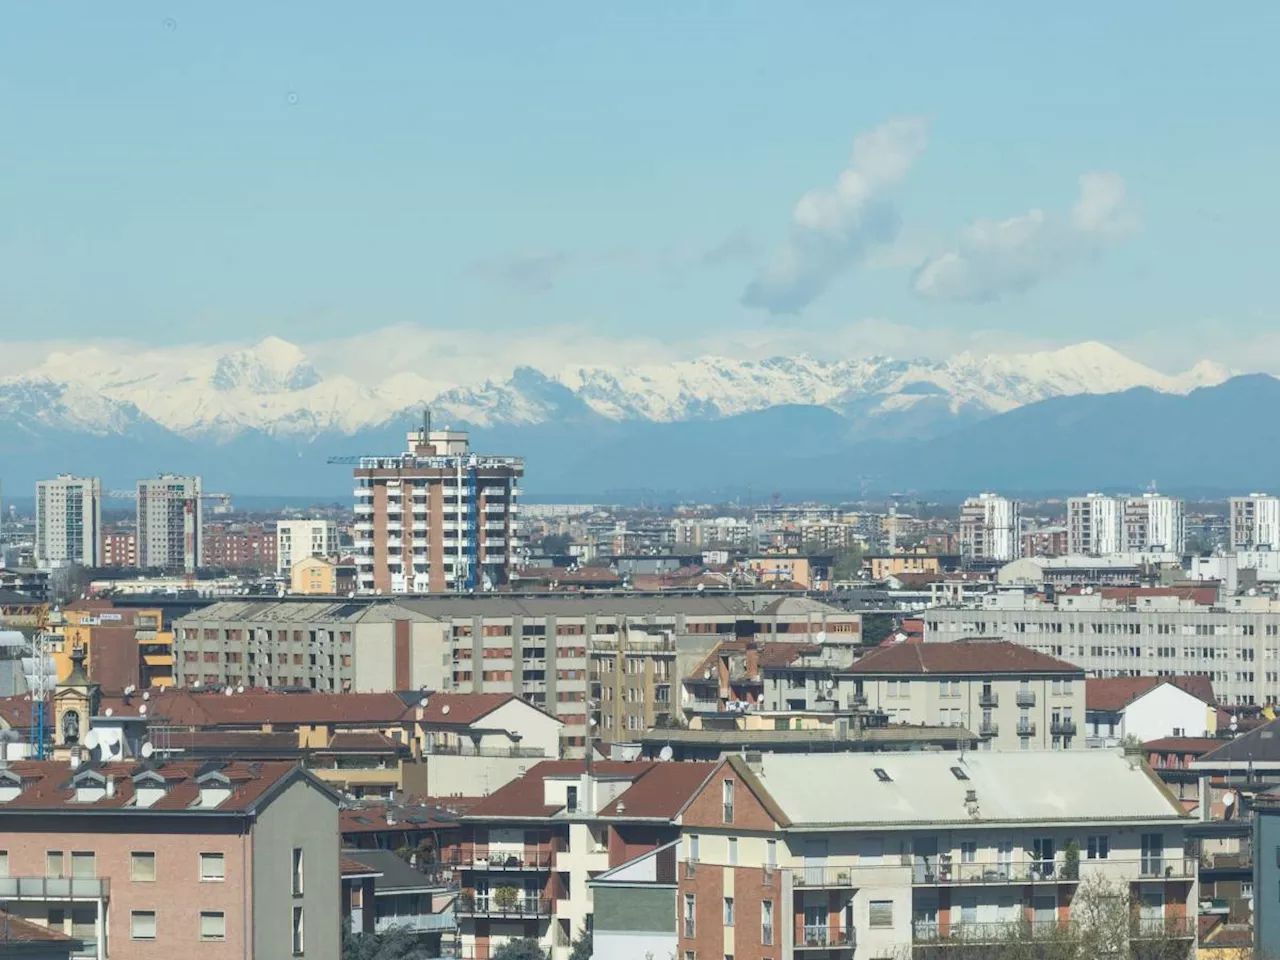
left=105, top=776, right=116, bottom=799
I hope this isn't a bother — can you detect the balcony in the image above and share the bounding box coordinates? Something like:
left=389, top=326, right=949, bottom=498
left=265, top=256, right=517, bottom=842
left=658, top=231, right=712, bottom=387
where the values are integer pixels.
left=448, top=852, right=554, bottom=871
left=914, top=919, right=1064, bottom=945
left=683, top=698, right=724, bottom=714
left=846, top=693, right=868, bottom=709
left=1050, top=719, right=1078, bottom=736
left=1016, top=689, right=1036, bottom=707
left=911, top=856, right=1197, bottom=886
left=978, top=691, right=999, bottom=708
left=798, top=927, right=855, bottom=950
left=1130, top=916, right=1195, bottom=939
left=1017, top=720, right=1037, bottom=737
left=374, top=911, right=456, bottom=934
left=979, top=720, right=999, bottom=737
left=791, top=867, right=857, bottom=889
left=0, top=876, right=110, bottom=901
left=456, top=895, right=552, bottom=919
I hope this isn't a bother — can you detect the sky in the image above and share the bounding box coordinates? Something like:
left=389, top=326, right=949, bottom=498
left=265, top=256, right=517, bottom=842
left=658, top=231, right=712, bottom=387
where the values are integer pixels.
left=3, top=2, right=1280, bottom=383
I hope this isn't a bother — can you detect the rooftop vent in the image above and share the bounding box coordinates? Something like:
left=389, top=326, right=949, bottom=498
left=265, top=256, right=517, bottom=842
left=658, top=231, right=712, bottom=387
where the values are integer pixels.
left=950, top=766, right=970, bottom=781
left=873, top=768, right=892, bottom=783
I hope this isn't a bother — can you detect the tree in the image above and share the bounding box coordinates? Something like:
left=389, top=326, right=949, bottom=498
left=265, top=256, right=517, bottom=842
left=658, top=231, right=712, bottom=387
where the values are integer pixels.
left=569, top=926, right=593, bottom=960
left=491, top=938, right=548, bottom=960
left=341, top=919, right=432, bottom=960
left=831, top=545, right=865, bottom=581
left=539, top=533, right=573, bottom=555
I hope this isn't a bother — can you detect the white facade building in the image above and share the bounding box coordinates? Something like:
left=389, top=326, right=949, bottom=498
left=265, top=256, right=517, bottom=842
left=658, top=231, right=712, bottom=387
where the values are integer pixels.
left=34, top=475, right=102, bottom=568
left=1123, top=492, right=1185, bottom=554
left=1230, top=493, right=1280, bottom=549
left=1084, top=678, right=1216, bottom=748
left=959, top=493, right=1020, bottom=563
left=1066, top=493, right=1122, bottom=556
left=276, top=519, right=339, bottom=575
left=137, top=474, right=203, bottom=571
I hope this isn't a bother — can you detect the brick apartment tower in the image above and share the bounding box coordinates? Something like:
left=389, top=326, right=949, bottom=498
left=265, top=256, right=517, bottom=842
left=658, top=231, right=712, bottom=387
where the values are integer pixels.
left=352, top=421, right=523, bottom=594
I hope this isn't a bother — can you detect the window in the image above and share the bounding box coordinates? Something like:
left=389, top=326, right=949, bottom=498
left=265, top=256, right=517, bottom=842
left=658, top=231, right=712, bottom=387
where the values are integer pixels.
left=200, top=853, right=226, bottom=882
left=689, top=835, right=700, bottom=862
left=292, top=905, right=304, bottom=955
left=869, top=900, right=893, bottom=929
left=960, top=841, right=977, bottom=864
left=566, top=785, right=579, bottom=813
left=724, top=897, right=735, bottom=925
left=762, top=900, right=774, bottom=945
left=292, top=848, right=304, bottom=896
left=722, top=780, right=734, bottom=823
left=45, top=852, right=64, bottom=879
left=0, top=851, right=7, bottom=877
left=766, top=839, right=777, bottom=867
left=131, top=910, right=157, bottom=941
left=683, top=894, right=696, bottom=938
left=200, top=911, right=226, bottom=942
left=728, top=838, right=738, bottom=866
left=1087, top=836, right=1109, bottom=860
left=131, top=852, right=156, bottom=882
left=71, top=852, right=95, bottom=879
left=874, top=768, right=892, bottom=782
left=950, top=766, right=970, bottom=781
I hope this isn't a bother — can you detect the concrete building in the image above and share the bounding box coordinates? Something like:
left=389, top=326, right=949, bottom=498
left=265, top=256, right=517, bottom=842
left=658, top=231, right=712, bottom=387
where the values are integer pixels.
left=1066, top=492, right=1121, bottom=556
left=590, top=841, right=680, bottom=960
left=100, top=529, right=137, bottom=568
left=291, top=556, right=338, bottom=595
left=200, top=522, right=276, bottom=570
left=1252, top=790, right=1280, bottom=959
left=1084, top=675, right=1217, bottom=747
left=34, top=476, right=102, bottom=569
left=923, top=588, right=1280, bottom=708
left=1230, top=492, right=1280, bottom=550
left=0, top=759, right=340, bottom=960
left=1124, top=491, right=1185, bottom=554
left=340, top=848, right=457, bottom=951
left=277, top=519, right=339, bottom=576
left=351, top=423, right=523, bottom=594
left=136, top=475, right=203, bottom=571
left=959, top=493, right=1020, bottom=564
left=837, top=641, right=1086, bottom=751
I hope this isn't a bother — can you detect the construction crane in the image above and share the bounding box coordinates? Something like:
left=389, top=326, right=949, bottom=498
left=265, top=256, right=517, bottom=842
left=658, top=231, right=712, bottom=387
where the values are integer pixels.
left=106, top=488, right=232, bottom=577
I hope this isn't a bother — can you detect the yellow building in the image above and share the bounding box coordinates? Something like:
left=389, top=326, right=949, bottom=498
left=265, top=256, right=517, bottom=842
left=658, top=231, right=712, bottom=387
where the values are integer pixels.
left=54, top=602, right=175, bottom=688
left=868, top=553, right=943, bottom=580
left=745, top=556, right=815, bottom=588
left=292, top=555, right=337, bottom=595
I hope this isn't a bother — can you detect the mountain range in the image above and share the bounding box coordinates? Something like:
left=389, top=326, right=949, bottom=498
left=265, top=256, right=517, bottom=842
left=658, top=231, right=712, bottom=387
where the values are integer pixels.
left=0, top=336, right=1272, bottom=499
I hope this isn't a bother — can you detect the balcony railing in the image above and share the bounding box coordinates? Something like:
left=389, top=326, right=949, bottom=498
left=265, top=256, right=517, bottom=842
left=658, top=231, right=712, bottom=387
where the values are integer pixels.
left=1017, top=720, right=1037, bottom=737
left=914, top=919, right=1064, bottom=944
left=1050, top=719, right=1078, bottom=736
left=374, top=912, right=458, bottom=934
left=447, top=852, right=554, bottom=871
left=791, top=867, right=858, bottom=888
left=798, top=927, right=855, bottom=949
left=911, top=856, right=1196, bottom=885
left=978, top=691, right=999, bottom=708
left=979, top=720, right=999, bottom=737
left=1016, top=690, right=1036, bottom=707
left=1131, top=916, right=1195, bottom=939
left=0, top=876, right=110, bottom=900
left=456, top=895, right=552, bottom=918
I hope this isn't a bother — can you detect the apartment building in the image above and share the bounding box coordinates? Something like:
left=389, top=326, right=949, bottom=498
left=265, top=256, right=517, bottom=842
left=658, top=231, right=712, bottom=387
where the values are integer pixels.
left=959, top=493, right=1020, bottom=563
left=277, top=519, right=339, bottom=575
left=0, top=759, right=340, bottom=960
left=136, top=474, right=203, bottom=571
left=924, top=589, right=1280, bottom=707
left=1124, top=491, right=1185, bottom=554
left=1067, top=492, right=1121, bottom=556
left=674, top=751, right=1194, bottom=960
left=34, top=475, right=102, bottom=568
left=447, top=759, right=715, bottom=960
left=200, top=522, right=276, bottom=570
left=1230, top=492, right=1280, bottom=549
left=1084, top=675, right=1217, bottom=747
left=101, top=529, right=137, bottom=567
left=57, top=600, right=175, bottom=689
left=350, top=424, right=522, bottom=594
left=836, top=641, right=1086, bottom=750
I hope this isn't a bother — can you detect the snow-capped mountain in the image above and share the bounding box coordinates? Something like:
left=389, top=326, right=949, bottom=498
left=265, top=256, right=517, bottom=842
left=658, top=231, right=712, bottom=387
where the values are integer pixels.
left=0, top=336, right=1236, bottom=442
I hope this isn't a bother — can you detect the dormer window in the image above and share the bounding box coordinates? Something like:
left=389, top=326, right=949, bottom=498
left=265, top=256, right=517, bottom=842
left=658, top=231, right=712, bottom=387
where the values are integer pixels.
left=0, top=768, right=24, bottom=803
left=71, top=769, right=106, bottom=803
left=194, top=770, right=233, bottom=809
left=132, top=770, right=168, bottom=809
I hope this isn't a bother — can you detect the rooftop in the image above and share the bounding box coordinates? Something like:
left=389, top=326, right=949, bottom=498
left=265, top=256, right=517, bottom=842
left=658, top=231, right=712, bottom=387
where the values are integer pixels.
left=464, top=760, right=714, bottom=820
left=1086, top=676, right=1216, bottom=712
left=841, top=640, right=1082, bottom=676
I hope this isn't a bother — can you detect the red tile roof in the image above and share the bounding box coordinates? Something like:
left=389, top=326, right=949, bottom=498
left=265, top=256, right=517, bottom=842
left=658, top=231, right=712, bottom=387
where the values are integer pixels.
left=339, top=802, right=465, bottom=834
left=464, top=760, right=657, bottom=819
left=598, top=762, right=716, bottom=818
left=843, top=641, right=1081, bottom=675
left=1086, top=676, right=1216, bottom=712
left=0, top=759, right=318, bottom=813
left=340, top=855, right=382, bottom=877
left=0, top=696, right=33, bottom=730
left=1144, top=737, right=1223, bottom=754
left=324, top=732, right=401, bottom=751
left=0, top=910, right=78, bottom=942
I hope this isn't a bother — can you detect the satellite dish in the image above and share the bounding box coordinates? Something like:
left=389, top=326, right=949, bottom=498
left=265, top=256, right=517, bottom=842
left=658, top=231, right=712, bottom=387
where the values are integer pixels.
left=237, top=685, right=245, bottom=694
left=441, top=704, right=451, bottom=715
left=142, top=691, right=151, bottom=701
left=704, top=669, right=712, bottom=680
left=193, top=681, right=202, bottom=689
left=1224, top=792, right=1236, bottom=807
left=224, top=688, right=233, bottom=697
left=419, top=698, right=429, bottom=708
left=141, top=742, right=154, bottom=759
left=83, top=730, right=100, bottom=749
left=138, top=705, right=147, bottom=716
left=104, top=708, right=114, bottom=717
left=659, top=745, right=674, bottom=761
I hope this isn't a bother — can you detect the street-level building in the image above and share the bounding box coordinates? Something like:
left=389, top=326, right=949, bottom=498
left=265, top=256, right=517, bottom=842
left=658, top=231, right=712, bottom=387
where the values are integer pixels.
left=836, top=641, right=1086, bottom=751
left=674, top=751, right=1194, bottom=960
left=34, top=476, right=102, bottom=569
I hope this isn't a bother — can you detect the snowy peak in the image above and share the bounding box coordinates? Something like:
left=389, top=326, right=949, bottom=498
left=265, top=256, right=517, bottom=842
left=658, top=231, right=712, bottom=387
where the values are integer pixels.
left=210, top=337, right=322, bottom=394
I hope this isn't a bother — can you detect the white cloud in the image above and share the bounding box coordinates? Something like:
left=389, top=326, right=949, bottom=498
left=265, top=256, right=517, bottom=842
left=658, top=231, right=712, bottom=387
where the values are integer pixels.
left=743, top=117, right=927, bottom=314
left=912, top=171, right=1137, bottom=303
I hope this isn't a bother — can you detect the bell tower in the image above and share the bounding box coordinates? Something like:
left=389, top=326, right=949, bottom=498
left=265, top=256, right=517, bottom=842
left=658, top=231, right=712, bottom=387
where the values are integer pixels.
left=52, top=645, right=99, bottom=760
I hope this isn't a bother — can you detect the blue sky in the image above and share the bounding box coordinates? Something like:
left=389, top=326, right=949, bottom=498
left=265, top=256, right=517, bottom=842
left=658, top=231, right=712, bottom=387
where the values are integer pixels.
left=2, top=2, right=1279, bottom=378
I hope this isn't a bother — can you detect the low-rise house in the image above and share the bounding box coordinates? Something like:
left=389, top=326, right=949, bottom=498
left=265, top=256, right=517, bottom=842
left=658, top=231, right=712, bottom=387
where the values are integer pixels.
left=1085, top=676, right=1217, bottom=747
left=0, top=759, right=340, bottom=960
left=835, top=640, right=1086, bottom=751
